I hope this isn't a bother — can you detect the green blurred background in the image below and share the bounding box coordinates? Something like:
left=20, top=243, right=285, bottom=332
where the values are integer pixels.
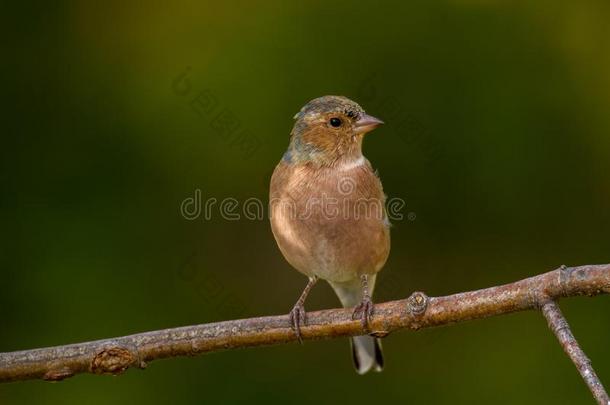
left=2, top=1, right=610, bottom=404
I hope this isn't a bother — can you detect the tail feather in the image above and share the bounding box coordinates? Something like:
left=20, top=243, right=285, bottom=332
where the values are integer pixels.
left=351, top=336, right=384, bottom=374
left=329, top=276, right=384, bottom=375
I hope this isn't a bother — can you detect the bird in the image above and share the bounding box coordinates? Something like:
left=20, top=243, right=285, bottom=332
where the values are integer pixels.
left=269, top=95, right=390, bottom=374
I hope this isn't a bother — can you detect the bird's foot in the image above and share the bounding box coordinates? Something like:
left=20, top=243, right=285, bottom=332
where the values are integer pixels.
left=289, top=303, right=307, bottom=344
left=352, top=296, right=374, bottom=331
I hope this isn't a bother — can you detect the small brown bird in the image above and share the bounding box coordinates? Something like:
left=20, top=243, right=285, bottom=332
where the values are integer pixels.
left=269, top=95, right=390, bottom=374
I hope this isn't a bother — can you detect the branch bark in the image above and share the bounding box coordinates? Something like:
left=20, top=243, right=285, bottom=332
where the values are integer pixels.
left=541, top=300, right=610, bottom=405
left=1, top=264, right=609, bottom=401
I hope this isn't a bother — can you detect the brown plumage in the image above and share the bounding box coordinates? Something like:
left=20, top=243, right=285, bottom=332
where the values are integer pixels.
left=269, top=95, right=390, bottom=374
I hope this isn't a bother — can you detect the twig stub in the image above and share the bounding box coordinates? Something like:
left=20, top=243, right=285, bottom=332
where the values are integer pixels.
left=90, top=347, right=137, bottom=375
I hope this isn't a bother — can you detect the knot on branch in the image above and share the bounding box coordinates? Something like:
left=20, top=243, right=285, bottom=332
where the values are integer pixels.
left=90, top=347, right=136, bottom=375
left=407, top=291, right=428, bottom=316
left=43, top=366, right=74, bottom=381
left=559, top=264, right=570, bottom=297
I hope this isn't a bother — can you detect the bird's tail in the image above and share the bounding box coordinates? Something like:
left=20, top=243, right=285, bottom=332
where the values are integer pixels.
left=329, top=275, right=384, bottom=374
left=351, top=335, right=384, bottom=374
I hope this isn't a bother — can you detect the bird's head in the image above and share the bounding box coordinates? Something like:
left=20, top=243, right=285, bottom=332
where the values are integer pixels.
left=284, top=95, right=383, bottom=166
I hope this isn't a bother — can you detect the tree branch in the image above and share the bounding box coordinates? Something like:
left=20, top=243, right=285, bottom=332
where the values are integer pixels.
left=541, top=300, right=610, bottom=405
left=1, top=264, right=609, bottom=401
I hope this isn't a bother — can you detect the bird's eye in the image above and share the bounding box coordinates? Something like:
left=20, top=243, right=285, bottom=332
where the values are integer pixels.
left=329, top=117, right=342, bottom=128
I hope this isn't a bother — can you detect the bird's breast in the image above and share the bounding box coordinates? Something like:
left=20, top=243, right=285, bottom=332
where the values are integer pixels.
left=269, top=159, right=390, bottom=282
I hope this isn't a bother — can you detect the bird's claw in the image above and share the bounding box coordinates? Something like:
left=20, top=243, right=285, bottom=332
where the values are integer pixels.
left=289, top=303, right=307, bottom=344
left=352, top=297, right=374, bottom=330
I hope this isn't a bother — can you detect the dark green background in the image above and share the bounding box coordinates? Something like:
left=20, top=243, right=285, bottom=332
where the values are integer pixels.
left=2, top=1, right=609, bottom=404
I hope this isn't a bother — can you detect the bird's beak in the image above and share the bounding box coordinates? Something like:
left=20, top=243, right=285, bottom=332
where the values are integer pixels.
left=354, top=113, right=384, bottom=134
